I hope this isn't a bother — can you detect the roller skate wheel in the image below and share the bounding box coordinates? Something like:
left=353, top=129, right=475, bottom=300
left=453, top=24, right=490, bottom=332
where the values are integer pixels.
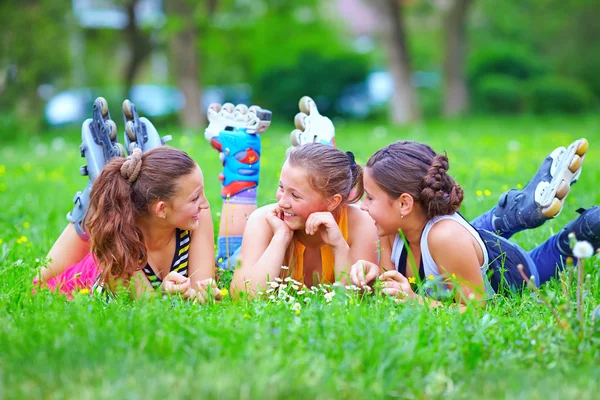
left=294, top=113, right=307, bottom=130
left=235, top=104, right=248, bottom=115
left=556, top=180, right=569, bottom=199
left=107, top=119, right=118, bottom=141
left=208, top=103, right=222, bottom=113
left=542, top=198, right=562, bottom=218
left=298, top=96, right=313, bottom=114
left=568, top=155, right=582, bottom=173
left=222, top=103, right=235, bottom=113
left=576, top=138, right=589, bottom=156
left=248, top=105, right=261, bottom=115
left=123, top=99, right=134, bottom=120
left=79, top=165, right=88, bottom=176
left=219, top=152, right=225, bottom=163
left=125, top=120, right=137, bottom=141
left=290, top=130, right=301, bottom=147
left=96, top=97, right=109, bottom=116
left=115, top=143, right=126, bottom=158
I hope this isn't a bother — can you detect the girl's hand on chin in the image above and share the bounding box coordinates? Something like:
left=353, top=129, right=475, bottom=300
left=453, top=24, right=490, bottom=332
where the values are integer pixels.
left=305, top=212, right=345, bottom=248
left=266, top=206, right=293, bottom=241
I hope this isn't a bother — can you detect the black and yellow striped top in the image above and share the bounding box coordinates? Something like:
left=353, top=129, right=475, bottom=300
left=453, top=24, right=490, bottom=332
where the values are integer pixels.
left=142, top=228, right=191, bottom=289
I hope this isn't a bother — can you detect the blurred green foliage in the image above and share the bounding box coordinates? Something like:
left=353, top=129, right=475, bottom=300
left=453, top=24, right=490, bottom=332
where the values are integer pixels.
left=474, top=75, right=525, bottom=114
left=1, top=0, right=599, bottom=133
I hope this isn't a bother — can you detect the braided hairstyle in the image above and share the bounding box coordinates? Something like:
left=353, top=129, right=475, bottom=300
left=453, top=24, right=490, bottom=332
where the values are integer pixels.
left=366, top=141, right=464, bottom=220
left=86, top=146, right=197, bottom=291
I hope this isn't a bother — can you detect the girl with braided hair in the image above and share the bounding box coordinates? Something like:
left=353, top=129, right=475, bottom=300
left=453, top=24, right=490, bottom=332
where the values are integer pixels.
left=36, top=146, right=220, bottom=302
left=350, top=139, right=599, bottom=305
left=230, top=143, right=379, bottom=295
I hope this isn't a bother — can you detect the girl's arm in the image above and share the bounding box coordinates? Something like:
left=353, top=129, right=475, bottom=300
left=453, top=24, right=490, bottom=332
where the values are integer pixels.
left=187, top=207, right=216, bottom=288
left=427, top=219, right=487, bottom=304
left=231, top=205, right=293, bottom=296
left=380, top=220, right=485, bottom=308
left=340, top=206, right=379, bottom=283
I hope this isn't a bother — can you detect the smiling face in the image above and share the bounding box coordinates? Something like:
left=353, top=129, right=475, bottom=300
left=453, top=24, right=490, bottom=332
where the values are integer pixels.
left=276, top=161, right=330, bottom=230
left=163, top=164, right=209, bottom=231
left=361, top=167, right=403, bottom=237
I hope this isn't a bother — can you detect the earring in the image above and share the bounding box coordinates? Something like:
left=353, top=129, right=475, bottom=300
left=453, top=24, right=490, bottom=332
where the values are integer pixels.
left=400, top=213, right=404, bottom=218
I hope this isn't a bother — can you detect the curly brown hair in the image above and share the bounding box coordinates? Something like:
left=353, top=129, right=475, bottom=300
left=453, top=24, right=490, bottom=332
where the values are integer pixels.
left=85, top=146, right=196, bottom=291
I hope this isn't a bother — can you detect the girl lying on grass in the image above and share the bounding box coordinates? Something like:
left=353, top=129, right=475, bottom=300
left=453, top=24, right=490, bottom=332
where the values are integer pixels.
left=230, top=143, right=379, bottom=294
left=36, top=146, right=220, bottom=302
left=351, top=139, right=598, bottom=305
left=204, top=98, right=379, bottom=295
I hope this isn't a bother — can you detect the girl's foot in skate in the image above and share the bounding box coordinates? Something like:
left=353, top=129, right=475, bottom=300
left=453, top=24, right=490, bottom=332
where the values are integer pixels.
left=67, top=97, right=126, bottom=240
left=557, top=206, right=600, bottom=256
left=491, top=138, right=588, bottom=236
left=290, top=96, right=335, bottom=147
left=204, top=103, right=272, bottom=198
left=122, top=99, right=172, bottom=153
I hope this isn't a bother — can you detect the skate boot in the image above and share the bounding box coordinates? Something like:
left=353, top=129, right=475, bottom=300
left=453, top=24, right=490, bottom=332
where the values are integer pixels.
left=205, top=103, right=272, bottom=198
left=289, top=96, right=335, bottom=147
left=122, top=99, right=172, bottom=154
left=557, top=206, right=600, bottom=256
left=67, top=97, right=127, bottom=240
left=491, top=138, right=588, bottom=235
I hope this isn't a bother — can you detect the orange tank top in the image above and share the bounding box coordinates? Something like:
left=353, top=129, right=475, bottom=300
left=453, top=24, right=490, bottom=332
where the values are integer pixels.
left=291, top=207, right=349, bottom=285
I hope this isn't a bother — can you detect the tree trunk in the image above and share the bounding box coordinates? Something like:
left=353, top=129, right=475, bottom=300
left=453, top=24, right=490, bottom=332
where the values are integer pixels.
left=443, top=0, right=472, bottom=117
left=124, top=0, right=153, bottom=98
left=373, top=0, right=420, bottom=124
left=165, top=0, right=205, bottom=129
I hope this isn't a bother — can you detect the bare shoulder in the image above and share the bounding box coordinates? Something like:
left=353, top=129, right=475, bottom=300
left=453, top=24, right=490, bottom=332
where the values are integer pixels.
left=346, top=204, right=378, bottom=242
left=247, top=203, right=278, bottom=222
left=427, top=218, right=472, bottom=249
left=346, top=204, right=374, bottom=224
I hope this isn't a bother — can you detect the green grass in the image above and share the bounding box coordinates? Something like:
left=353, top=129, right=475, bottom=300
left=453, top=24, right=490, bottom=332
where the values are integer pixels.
left=1, top=115, right=600, bottom=399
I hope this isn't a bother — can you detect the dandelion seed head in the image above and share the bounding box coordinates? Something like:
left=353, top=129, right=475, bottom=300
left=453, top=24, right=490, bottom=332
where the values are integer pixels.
left=573, top=240, right=594, bottom=259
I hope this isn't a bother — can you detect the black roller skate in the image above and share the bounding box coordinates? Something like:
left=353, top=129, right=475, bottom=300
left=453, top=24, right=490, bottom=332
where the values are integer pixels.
left=491, top=138, right=588, bottom=235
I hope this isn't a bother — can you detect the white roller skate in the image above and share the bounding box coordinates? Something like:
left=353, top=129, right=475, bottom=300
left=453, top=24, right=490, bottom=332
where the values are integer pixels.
left=122, top=99, right=172, bottom=154
left=204, top=102, right=272, bottom=143
left=289, top=96, right=335, bottom=147
left=67, top=97, right=126, bottom=240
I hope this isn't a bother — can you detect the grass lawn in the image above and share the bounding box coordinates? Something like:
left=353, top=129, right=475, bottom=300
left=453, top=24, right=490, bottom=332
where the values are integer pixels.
left=1, top=114, right=600, bottom=399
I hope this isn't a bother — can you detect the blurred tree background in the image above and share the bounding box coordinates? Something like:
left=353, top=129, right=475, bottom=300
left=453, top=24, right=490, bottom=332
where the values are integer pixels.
left=0, top=0, right=598, bottom=136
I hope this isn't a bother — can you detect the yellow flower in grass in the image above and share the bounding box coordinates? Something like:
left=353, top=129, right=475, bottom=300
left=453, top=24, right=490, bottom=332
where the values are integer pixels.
left=484, top=189, right=491, bottom=196
left=516, top=183, right=523, bottom=189
left=23, top=222, right=30, bottom=229
left=476, top=190, right=483, bottom=196
left=243, top=313, right=251, bottom=319
left=0, top=239, right=3, bottom=245
left=16, top=236, right=28, bottom=244
left=220, top=288, right=229, bottom=296
left=408, top=277, right=416, bottom=284
left=0, top=165, right=5, bottom=176
left=427, top=274, right=435, bottom=281
left=79, top=288, right=90, bottom=295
